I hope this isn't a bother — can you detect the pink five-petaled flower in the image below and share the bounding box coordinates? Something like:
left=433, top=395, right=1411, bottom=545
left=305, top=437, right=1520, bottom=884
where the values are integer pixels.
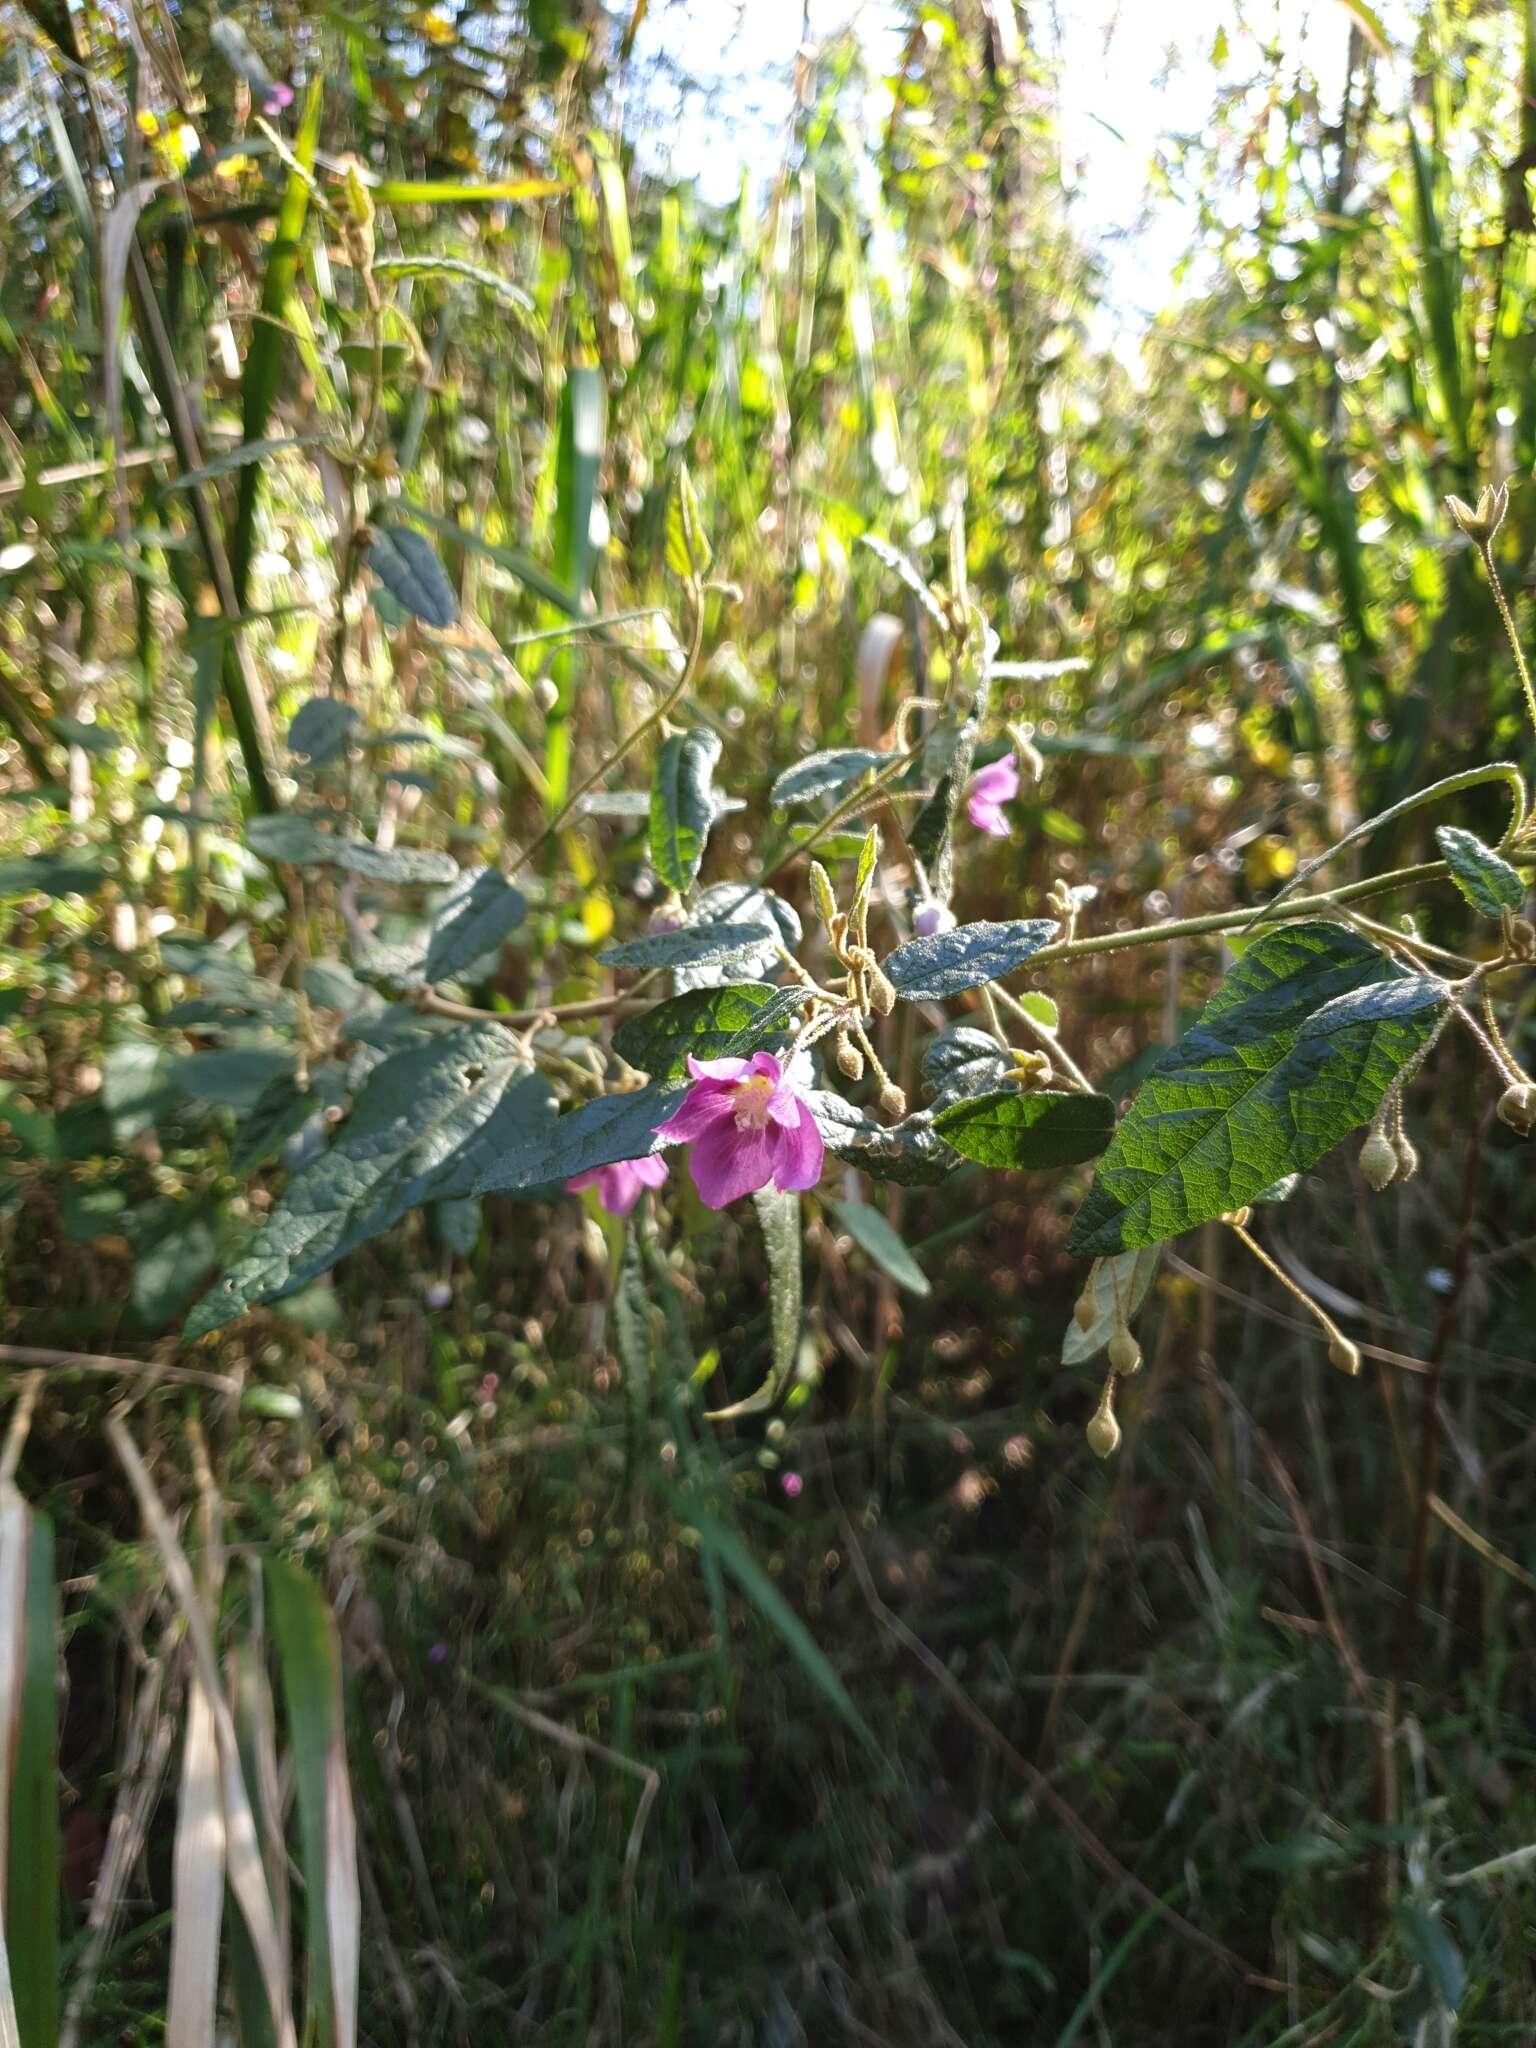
left=912, top=898, right=957, bottom=938
left=966, top=754, right=1020, bottom=837
left=565, top=1153, right=668, bottom=1217
left=654, top=1051, right=824, bottom=1210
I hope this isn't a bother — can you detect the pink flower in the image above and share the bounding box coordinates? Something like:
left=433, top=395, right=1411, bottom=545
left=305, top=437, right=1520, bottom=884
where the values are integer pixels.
left=781, top=1471, right=804, bottom=1499
left=653, top=1051, right=824, bottom=1209
left=966, top=755, right=1019, bottom=837
left=913, top=899, right=956, bottom=938
left=565, top=1153, right=668, bottom=1216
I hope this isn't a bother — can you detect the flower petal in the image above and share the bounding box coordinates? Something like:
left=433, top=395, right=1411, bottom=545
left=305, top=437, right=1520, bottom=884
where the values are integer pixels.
left=655, top=1082, right=737, bottom=1144
left=599, top=1162, right=645, bottom=1215
left=971, top=756, right=1020, bottom=803
left=631, top=1153, right=670, bottom=1189
left=686, top=1054, right=754, bottom=1082
left=768, top=1099, right=825, bottom=1193
left=745, top=1050, right=784, bottom=1084
left=687, top=1120, right=777, bottom=1208
left=565, top=1167, right=603, bottom=1194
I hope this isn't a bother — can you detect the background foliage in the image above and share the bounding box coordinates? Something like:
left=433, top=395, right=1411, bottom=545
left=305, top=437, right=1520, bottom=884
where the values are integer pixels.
left=2, top=0, right=1536, bottom=2041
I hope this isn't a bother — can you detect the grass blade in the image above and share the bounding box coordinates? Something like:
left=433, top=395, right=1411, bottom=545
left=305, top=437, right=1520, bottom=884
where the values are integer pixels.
left=165, top=1669, right=224, bottom=2048
left=7, top=1503, right=57, bottom=2048
left=266, top=1558, right=359, bottom=2048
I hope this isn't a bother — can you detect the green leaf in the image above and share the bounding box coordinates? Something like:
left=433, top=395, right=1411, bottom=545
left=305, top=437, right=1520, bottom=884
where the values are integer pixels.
left=1019, top=992, right=1060, bottom=1031
left=1062, top=1249, right=1162, bottom=1368
left=0, top=852, right=108, bottom=897
left=884, top=918, right=1059, bottom=1001
left=371, top=255, right=538, bottom=320
left=1069, top=924, right=1449, bottom=1257
left=685, top=1511, right=874, bottom=1751
left=808, top=1092, right=959, bottom=1187
left=921, top=1025, right=1012, bottom=1105
left=933, top=1089, right=1115, bottom=1170
left=266, top=1559, right=358, bottom=2048
left=132, top=1210, right=217, bottom=1329
left=705, top=1187, right=803, bottom=1418
left=650, top=729, right=721, bottom=894
left=287, top=697, right=359, bottom=765
left=372, top=175, right=563, bottom=205
left=424, top=868, right=526, bottom=983
left=1435, top=825, right=1525, bottom=918
left=173, top=1050, right=295, bottom=1112
left=859, top=532, right=949, bottom=632
left=770, top=748, right=903, bottom=811
left=187, top=1027, right=555, bottom=1333
left=598, top=921, right=775, bottom=972
left=828, top=1196, right=930, bottom=1295
left=231, top=1068, right=347, bottom=1176
left=332, top=841, right=459, bottom=886
left=165, top=436, right=318, bottom=493
left=246, top=815, right=332, bottom=865
left=673, top=883, right=802, bottom=994
left=612, top=983, right=795, bottom=1079
left=47, top=715, right=120, bottom=755
left=1396, top=1903, right=1464, bottom=2013
left=612, top=1224, right=654, bottom=1479
left=434, top=1197, right=481, bottom=1256
left=664, top=462, right=712, bottom=581
left=476, top=1082, right=684, bottom=1197
left=366, top=526, right=458, bottom=628
left=553, top=364, right=606, bottom=606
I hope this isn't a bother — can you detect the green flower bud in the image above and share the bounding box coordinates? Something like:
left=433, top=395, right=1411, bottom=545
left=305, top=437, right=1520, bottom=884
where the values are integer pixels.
left=1086, top=1403, right=1121, bottom=1459
left=1498, top=1081, right=1536, bottom=1136
left=1359, top=1126, right=1399, bottom=1192
left=1073, top=1284, right=1098, bottom=1334
left=1446, top=482, right=1509, bottom=546
left=1107, top=1328, right=1142, bottom=1376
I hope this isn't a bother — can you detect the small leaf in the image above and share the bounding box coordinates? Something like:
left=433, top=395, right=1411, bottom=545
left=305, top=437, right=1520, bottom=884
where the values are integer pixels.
left=1396, top=1903, right=1465, bottom=2013
left=333, top=842, right=459, bottom=886
left=884, top=918, right=1059, bottom=1002
left=921, top=1025, right=1012, bottom=1105
left=371, top=255, right=538, bottom=319
left=434, top=1197, right=481, bottom=1255
left=706, top=1188, right=803, bottom=1418
left=423, top=868, right=526, bottom=983
left=850, top=825, right=879, bottom=929
left=932, top=1088, right=1115, bottom=1169
left=808, top=1092, right=959, bottom=1186
left=1019, top=991, right=1060, bottom=1031
left=598, top=921, right=775, bottom=972
left=163, top=435, right=318, bottom=492
left=476, top=1082, right=685, bottom=1197
left=367, top=525, right=458, bottom=627
left=48, top=715, right=120, bottom=755
left=770, top=748, right=901, bottom=811
left=246, top=814, right=332, bottom=865
left=612, top=983, right=796, bottom=1079
left=1435, top=825, right=1524, bottom=918
left=828, top=1197, right=930, bottom=1295
left=1063, top=1249, right=1162, bottom=1367
left=288, top=697, right=359, bottom=765
left=674, top=883, right=802, bottom=993
left=1070, top=923, right=1449, bottom=1257
left=664, top=462, right=713, bottom=581
left=0, top=852, right=109, bottom=897
left=650, top=728, right=721, bottom=894
left=859, top=532, right=949, bottom=632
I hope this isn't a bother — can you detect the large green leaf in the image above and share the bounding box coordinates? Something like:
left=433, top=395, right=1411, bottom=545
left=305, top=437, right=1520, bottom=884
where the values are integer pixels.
left=423, top=868, right=526, bottom=983
left=650, top=729, right=721, bottom=894
left=932, top=1088, right=1115, bottom=1170
left=612, top=982, right=794, bottom=1079
left=884, top=918, right=1058, bottom=1001
left=476, top=1082, right=685, bottom=1196
left=187, top=1027, right=555, bottom=1333
left=1069, top=924, right=1449, bottom=1257
left=1435, top=826, right=1525, bottom=918
left=598, top=922, right=775, bottom=972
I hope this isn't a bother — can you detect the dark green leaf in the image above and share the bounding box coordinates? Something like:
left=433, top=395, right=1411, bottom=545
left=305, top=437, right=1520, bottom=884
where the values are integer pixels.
left=476, top=1082, right=684, bottom=1196
left=1396, top=1903, right=1465, bottom=2013
left=172, top=1049, right=295, bottom=1111
left=770, top=748, right=900, bottom=810
left=367, top=526, right=459, bottom=628
left=231, top=1067, right=348, bottom=1176
left=828, top=1197, right=930, bottom=1295
left=48, top=715, right=120, bottom=755
left=1435, top=825, right=1525, bottom=918
left=884, top=918, right=1059, bottom=1001
left=333, top=841, right=459, bottom=886
left=1069, top=924, right=1449, bottom=1257
left=246, top=815, right=332, bottom=865
left=424, top=868, right=526, bottom=983
left=612, top=982, right=795, bottom=1079
left=598, top=921, right=775, bottom=971
left=187, top=1026, right=555, bottom=1333
left=165, top=435, right=318, bottom=493
left=808, top=1092, right=959, bottom=1186
left=132, top=1210, right=217, bottom=1328
left=288, top=697, right=359, bottom=765
left=933, top=1088, right=1115, bottom=1169
left=650, top=728, right=721, bottom=894
left=674, top=883, right=802, bottom=993
left=706, top=1188, right=803, bottom=1417
left=921, top=1025, right=1013, bottom=1104
left=0, top=852, right=109, bottom=897
left=435, top=1196, right=481, bottom=1256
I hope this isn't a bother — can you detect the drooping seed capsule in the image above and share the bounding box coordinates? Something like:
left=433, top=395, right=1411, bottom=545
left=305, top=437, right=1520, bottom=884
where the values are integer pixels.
left=878, top=1080, right=907, bottom=1120
left=835, top=1031, right=864, bottom=1082
left=1359, top=1126, right=1400, bottom=1192
left=1497, top=1081, right=1536, bottom=1136
left=1073, top=1281, right=1098, bottom=1333
left=868, top=967, right=897, bottom=1016
left=1393, top=1132, right=1420, bottom=1182
left=1107, top=1328, right=1142, bottom=1376
left=1085, top=1404, right=1121, bottom=1459
left=1328, top=1333, right=1361, bottom=1376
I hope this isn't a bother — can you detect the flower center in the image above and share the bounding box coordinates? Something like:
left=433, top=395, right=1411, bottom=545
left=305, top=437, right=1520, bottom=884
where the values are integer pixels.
left=732, top=1074, right=775, bottom=1132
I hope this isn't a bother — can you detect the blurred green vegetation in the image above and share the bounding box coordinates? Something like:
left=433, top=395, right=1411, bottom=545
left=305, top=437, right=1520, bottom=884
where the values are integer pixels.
left=2, top=1, right=1536, bottom=2042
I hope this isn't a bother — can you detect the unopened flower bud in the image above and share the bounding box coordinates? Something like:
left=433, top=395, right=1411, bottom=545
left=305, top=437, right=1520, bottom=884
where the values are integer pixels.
left=913, top=898, right=956, bottom=939
left=835, top=1031, right=864, bottom=1082
left=1393, top=1132, right=1419, bottom=1182
left=1359, top=1126, right=1399, bottom=1192
left=1013, top=1050, right=1053, bottom=1090
left=1107, top=1328, right=1142, bottom=1376
left=1073, top=1283, right=1098, bottom=1333
left=1086, top=1403, right=1121, bottom=1459
left=1508, top=916, right=1536, bottom=962
left=1446, top=482, right=1509, bottom=547
left=878, top=1079, right=907, bottom=1121
left=1328, top=1332, right=1361, bottom=1376
left=868, top=967, right=897, bottom=1017
left=533, top=676, right=559, bottom=714
left=1497, top=1080, right=1536, bottom=1135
